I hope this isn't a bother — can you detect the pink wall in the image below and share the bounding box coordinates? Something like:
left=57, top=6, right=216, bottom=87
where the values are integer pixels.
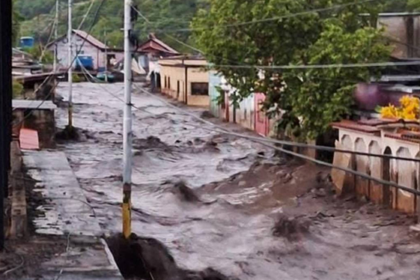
left=254, top=93, right=270, bottom=136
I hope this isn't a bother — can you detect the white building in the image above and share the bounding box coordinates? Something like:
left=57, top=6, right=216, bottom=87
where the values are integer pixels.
left=47, top=29, right=124, bottom=71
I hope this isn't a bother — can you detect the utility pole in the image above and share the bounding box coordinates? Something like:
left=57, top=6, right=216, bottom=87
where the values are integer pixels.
left=67, top=0, right=73, bottom=129
left=0, top=0, right=12, bottom=250
left=53, top=0, right=59, bottom=72
left=122, top=0, right=133, bottom=239
left=104, top=30, right=108, bottom=83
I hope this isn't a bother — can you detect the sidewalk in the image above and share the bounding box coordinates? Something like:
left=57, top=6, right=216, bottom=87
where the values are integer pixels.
left=12, top=150, right=123, bottom=279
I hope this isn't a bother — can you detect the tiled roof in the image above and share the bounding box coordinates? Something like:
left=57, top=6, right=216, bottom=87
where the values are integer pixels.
left=331, top=120, right=381, bottom=134
left=358, top=118, right=404, bottom=126
left=137, top=36, right=179, bottom=55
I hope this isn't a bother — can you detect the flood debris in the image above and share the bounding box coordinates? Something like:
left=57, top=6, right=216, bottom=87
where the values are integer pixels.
left=200, top=111, right=214, bottom=119
left=106, top=233, right=233, bottom=280
left=172, top=181, right=202, bottom=203
left=272, top=214, right=311, bottom=241
left=55, top=125, right=81, bottom=141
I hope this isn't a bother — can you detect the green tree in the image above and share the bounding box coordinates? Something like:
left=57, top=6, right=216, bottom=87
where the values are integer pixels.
left=192, top=0, right=391, bottom=139
left=12, top=0, right=23, bottom=45
left=26, top=44, right=54, bottom=64
left=16, top=0, right=206, bottom=52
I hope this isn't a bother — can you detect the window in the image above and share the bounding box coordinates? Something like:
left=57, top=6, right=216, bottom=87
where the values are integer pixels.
left=191, top=82, right=209, bottom=96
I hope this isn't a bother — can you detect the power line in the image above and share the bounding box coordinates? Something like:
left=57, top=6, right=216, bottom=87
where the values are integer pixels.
left=12, top=0, right=107, bottom=128
left=131, top=4, right=420, bottom=71
left=159, top=0, right=385, bottom=33
left=77, top=0, right=96, bottom=30
left=70, top=74, right=420, bottom=198
left=129, top=85, right=420, bottom=196
left=133, top=85, right=420, bottom=163
left=211, top=61, right=420, bottom=70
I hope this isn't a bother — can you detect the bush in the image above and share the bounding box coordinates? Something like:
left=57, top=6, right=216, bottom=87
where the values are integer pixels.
left=72, top=73, right=82, bottom=83
left=12, top=80, right=23, bottom=98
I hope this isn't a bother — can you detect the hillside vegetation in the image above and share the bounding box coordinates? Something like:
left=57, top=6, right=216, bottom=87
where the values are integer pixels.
left=15, top=0, right=207, bottom=52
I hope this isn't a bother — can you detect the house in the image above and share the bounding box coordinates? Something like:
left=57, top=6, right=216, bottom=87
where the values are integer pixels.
left=254, top=93, right=279, bottom=136
left=209, top=71, right=255, bottom=130
left=137, top=34, right=179, bottom=73
left=159, top=56, right=210, bottom=107
left=47, top=29, right=124, bottom=71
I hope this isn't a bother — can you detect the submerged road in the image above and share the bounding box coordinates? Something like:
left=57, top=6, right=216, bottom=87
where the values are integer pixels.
left=55, top=82, right=420, bottom=280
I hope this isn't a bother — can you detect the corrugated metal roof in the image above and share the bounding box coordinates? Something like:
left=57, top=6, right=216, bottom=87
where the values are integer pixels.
left=20, top=128, right=39, bottom=150
left=13, top=100, right=57, bottom=110
left=73, top=29, right=107, bottom=50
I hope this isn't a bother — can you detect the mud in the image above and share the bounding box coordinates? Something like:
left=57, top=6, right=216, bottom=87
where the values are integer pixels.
left=107, top=234, right=233, bottom=280
left=0, top=236, right=67, bottom=279
left=272, top=215, right=311, bottom=241
left=54, top=83, right=420, bottom=280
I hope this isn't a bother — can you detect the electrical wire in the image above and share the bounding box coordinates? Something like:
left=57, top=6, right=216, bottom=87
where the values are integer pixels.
left=129, top=85, right=420, bottom=196
left=158, top=0, right=386, bottom=33
left=210, top=61, right=420, bottom=70
left=77, top=0, right=96, bottom=30
left=133, top=85, right=420, bottom=162
left=132, top=4, right=420, bottom=70
left=12, top=0, right=107, bottom=128
left=96, top=5, right=420, bottom=163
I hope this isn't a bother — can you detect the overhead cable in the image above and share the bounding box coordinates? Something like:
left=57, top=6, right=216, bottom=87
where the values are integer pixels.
left=132, top=85, right=420, bottom=196
left=12, top=0, right=107, bottom=127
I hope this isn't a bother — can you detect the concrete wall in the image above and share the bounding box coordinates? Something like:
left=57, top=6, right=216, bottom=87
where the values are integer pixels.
left=335, top=128, right=419, bottom=214
left=19, top=77, right=56, bottom=101
left=255, top=93, right=270, bottom=136
left=215, top=75, right=255, bottom=130
left=379, top=15, right=420, bottom=58
left=187, top=67, right=209, bottom=107
left=160, top=65, right=186, bottom=102
left=13, top=109, right=56, bottom=149
left=209, top=71, right=221, bottom=118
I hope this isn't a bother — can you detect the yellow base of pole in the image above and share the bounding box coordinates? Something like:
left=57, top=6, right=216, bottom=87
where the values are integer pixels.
left=122, top=183, right=131, bottom=239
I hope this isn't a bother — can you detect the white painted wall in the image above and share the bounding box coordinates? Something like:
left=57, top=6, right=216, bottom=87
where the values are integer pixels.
left=335, top=127, right=420, bottom=213
left=48, top=34, right=124, bottom=70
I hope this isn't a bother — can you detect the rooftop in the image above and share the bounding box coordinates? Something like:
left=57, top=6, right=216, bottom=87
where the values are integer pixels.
left=137, top=34, right=180, bottom=55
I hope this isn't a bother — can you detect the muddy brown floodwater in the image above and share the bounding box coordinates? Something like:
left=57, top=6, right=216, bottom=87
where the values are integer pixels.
left=56, top=82, right=420, bottom=280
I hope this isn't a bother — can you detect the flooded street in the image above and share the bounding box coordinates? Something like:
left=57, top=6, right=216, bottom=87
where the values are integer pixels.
left=55, top=82, right=420, bottom=280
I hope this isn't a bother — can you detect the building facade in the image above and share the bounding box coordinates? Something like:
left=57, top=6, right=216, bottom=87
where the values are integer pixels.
left=376, top=12, right=420, bottom=59
left=159, top=57, right=210, bottom=107
left=47, top=30, right=124, bottom=71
